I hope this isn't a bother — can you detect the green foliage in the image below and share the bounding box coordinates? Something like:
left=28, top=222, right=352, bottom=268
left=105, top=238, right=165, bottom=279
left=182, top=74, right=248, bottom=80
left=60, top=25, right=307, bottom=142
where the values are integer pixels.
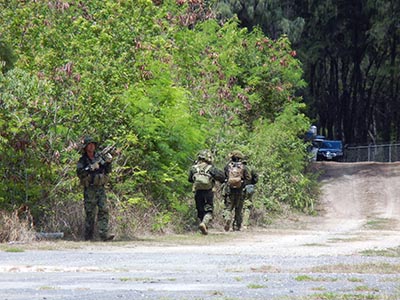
left=0, top=68, right=56, bottom=215
left=0, top=0, right=315, bottom=237
left=213, top=0, right=306, bottom=43
left=172, top=18, right=306, bottom=159
left=0, top=40, right=16, bottom=73
left=250, top=102, right=316, bottom=211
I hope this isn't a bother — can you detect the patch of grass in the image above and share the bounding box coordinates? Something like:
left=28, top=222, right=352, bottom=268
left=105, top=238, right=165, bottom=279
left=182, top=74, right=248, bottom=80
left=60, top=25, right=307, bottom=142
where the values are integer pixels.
left=361, top=247, right=400, bottom=257
left=348, top=277, right=364, bottom=282
left=38, top=286, right=58, bottom=290
left=354, top=285, right=380, bottom=292
left=119, top=277, right=153, bottom=282
left=140, top=232, right=233, bottom=246
left=300, top=292, right=388, bottom=299
left=250, top=265, right=281, bottom=273
left=381, top=277, right=400, bottom=282
left=364, top=218, right=395, bottom=230
left=209, top=290, right=223, bottom=296
left=166, top=278, right=176, bottom=281
left=247, top=283, right=266, bottom=289
left=328, top=236, right=366, bottom=243
left=0, top=209, right=36, bottom=243
left=4, top=247, right=24, bottom=253
left=225, top=267, right=245, bottom=273
left=307, top=262, right=400, bottom=274
left=0, top=241, right=88, bottom=252
left=295, top=275, right=315, bottom=281
left=311, top=286, right=327, bottom=291
left=295, top=275, right=337, bottom=282
left=302, top=243, right=328, bottom=247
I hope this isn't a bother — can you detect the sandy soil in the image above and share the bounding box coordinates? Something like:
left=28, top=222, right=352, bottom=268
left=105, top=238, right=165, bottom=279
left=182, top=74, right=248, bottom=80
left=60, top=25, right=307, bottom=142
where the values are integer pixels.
left=1, top=162, right=400, bottom=300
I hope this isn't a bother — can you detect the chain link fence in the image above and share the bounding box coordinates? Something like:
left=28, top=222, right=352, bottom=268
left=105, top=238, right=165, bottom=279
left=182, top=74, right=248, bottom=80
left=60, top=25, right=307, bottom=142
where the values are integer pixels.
left=344, top=143, right=400, bottom=162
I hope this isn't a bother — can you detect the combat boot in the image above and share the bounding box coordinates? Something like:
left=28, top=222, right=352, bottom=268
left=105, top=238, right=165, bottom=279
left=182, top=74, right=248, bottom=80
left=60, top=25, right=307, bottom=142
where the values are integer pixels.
left=224, top=219, right=231, bottom=232
left=198, top=222, right=208, bottom=235
left=203, top=213, right=212, bottom=225
left=199, top=213, right=212, bottom=235
left=242, top=208, right=250, bottom=229
left=233, top=225, right=241, bottom=231
left=101, top=234, right=115, bottom=241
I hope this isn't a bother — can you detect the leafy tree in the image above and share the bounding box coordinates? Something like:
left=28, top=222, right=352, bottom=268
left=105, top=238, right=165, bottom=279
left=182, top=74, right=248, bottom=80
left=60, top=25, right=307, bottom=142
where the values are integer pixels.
left=213, top=0, right=305, bottom=43
left=213, top=0, right=400, bottom=145
left=250, top=102, right=315, bottom=212
left=298, top=0, right=400, bottom=144
left=0, top=68, right=55, bottom=218
left=0, top=0, right=314, bottom=237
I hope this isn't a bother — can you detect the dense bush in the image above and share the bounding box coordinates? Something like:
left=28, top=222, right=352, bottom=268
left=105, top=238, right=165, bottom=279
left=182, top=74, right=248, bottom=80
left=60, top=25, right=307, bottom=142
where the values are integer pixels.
left=0, top=0, right=315, bottom=241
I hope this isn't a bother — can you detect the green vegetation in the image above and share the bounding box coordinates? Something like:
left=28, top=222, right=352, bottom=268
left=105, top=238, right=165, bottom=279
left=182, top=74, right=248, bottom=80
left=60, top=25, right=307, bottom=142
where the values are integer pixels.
left=308, top=263, right=400, bottom=274
left=0, top=1, right=314, bottom=241
left=247, top=283, right=266, bottom=289
left=295, top=275, right=337, bottom=282
left=348, top=278, right=364, bottom=283
left=354, top=286, right=380, bottom=292
left=4, top=247, right=24, bottom=253
left=214, top=0, right=400, bottom=144
left=364, top=218, right=395, bottom=230
left=361, top=247, right=400, bottom=257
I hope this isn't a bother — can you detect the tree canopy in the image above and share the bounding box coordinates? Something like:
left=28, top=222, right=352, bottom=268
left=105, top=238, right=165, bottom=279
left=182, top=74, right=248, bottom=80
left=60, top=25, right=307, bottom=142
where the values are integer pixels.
left=214, top=0, right=400, bottom=145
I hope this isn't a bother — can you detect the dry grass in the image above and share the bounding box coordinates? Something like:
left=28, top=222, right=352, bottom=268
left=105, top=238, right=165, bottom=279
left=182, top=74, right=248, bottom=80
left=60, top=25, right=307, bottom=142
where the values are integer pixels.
left=305, top=262, right=400, bottom=274
left=0, top=208, right=37, bottom=243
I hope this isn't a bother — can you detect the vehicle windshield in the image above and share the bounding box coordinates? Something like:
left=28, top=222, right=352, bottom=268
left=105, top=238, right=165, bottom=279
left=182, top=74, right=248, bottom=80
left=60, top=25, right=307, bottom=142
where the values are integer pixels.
left=321, top=141, right=342, bottom=149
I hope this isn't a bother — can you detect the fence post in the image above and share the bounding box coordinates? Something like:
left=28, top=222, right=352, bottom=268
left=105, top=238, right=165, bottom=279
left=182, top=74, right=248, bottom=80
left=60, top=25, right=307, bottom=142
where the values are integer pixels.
left=368, top=145, right=371, bottom=162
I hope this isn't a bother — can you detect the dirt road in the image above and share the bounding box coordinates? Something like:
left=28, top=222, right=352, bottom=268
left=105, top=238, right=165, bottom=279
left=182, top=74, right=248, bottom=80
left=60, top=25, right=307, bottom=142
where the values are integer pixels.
left=1, top=162, right=400, bottom=300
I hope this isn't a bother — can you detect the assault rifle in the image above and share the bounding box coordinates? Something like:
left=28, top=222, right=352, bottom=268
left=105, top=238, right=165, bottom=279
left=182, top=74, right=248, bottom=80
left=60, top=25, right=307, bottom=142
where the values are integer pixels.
left=84, top=144, right=116, bottom=171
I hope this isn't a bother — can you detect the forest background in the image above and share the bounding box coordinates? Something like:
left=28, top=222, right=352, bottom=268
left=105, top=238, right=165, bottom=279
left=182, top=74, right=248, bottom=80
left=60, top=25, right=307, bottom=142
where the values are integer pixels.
left=0, top=0, right=398, bottom=241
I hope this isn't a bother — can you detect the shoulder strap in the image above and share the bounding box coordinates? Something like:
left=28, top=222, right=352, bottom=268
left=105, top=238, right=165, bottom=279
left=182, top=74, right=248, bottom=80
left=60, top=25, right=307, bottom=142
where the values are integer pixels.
left=194, top=162, right=211, bottom=173
left=204, top=164, right=212, bottom=173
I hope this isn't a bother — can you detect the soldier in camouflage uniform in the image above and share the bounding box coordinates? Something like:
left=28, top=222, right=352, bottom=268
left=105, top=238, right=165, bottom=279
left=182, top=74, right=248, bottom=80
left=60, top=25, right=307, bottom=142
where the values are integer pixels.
left=242, top=158, right=258, bottom=229
left=188, top=150, right=225, bottom=235
left=76, top=136, right=114, bottom=241
left=223, top=150, right=251, bottom=232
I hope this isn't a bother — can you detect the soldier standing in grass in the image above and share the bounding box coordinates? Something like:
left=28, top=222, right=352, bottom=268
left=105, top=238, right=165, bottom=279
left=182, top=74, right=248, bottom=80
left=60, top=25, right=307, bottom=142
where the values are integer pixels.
left=76, top=136, right=114, bottom=241
left=188, top=150, right=225, bottom=235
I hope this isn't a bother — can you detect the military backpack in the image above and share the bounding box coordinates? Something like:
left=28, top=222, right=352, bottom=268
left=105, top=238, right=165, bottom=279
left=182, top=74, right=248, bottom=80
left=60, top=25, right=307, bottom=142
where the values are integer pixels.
left=227, top=161, right=245, bottom=189
left=192, top=162, right=213, bottom=190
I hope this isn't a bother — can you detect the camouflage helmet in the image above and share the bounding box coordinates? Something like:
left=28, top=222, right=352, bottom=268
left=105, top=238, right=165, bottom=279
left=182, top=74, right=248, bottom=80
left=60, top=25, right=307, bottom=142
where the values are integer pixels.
left=229, top=150, right=244, bottom=160
left=197, top=150, right=213, bottom=163
left=82, top=136, right=97, bottom=149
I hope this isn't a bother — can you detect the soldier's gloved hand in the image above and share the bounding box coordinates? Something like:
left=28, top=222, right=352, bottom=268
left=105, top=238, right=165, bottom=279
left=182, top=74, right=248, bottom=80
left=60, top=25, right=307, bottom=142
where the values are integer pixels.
left=105, top=153, right=113, bottom=163
left=90, top=161, right=100, bottom=171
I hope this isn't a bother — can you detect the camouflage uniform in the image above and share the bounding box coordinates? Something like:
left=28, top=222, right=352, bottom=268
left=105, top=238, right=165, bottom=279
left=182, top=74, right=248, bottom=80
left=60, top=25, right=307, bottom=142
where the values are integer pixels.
left=242, top=164, right=258, bottom=228
left=188, top=150, right=225, bottom=235
left=223, top=150, right=251, bottom=231
left=76, top=136, right=113, bottom=241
